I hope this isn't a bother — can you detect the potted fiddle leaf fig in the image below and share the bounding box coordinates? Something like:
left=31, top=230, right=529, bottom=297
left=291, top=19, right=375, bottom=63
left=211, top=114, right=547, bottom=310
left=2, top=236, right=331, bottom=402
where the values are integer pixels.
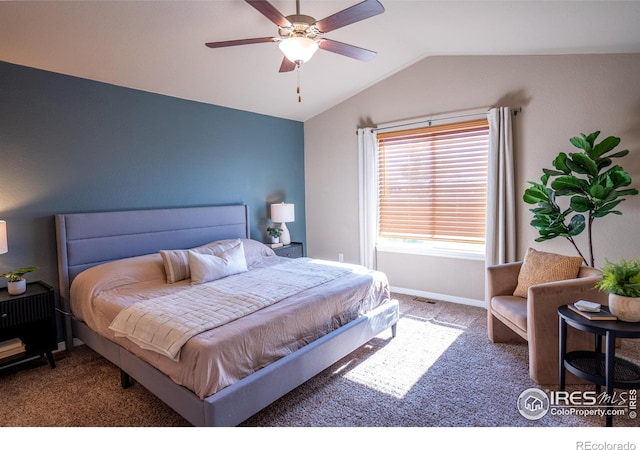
left=596, top=258, right=640, bottom=322
left=1, top=266, right=39, bottom=295
left=523, top=131, right=638, bottom=267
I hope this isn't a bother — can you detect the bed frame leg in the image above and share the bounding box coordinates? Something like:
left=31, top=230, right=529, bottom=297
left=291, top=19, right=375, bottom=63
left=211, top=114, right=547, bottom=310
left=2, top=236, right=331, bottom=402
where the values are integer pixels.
left=120, top=369, right=132, bottom=389
left=391, top=323, right=397, bottom=338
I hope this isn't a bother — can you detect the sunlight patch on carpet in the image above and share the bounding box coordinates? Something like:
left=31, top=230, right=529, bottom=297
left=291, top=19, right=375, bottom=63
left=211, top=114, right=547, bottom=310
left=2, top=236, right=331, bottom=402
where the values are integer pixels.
left=340, top=315, right=464, bottom=399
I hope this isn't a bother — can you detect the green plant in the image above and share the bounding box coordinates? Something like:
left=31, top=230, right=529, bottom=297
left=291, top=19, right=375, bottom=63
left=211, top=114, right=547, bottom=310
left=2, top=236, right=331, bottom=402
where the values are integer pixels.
left=0, top=266, right=39, bottom=282
left=596, top=258, right=640, bottom=297
left=267, top=226, right=282, bottom=238
left=523, top=131, right=638, bottom=267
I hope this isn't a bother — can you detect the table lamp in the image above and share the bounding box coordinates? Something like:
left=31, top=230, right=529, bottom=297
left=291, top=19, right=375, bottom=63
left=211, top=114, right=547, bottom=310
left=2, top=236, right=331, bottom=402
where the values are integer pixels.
left=271, top=203, right=295, bottom=245
left=0, top=221, right=7, bottom=254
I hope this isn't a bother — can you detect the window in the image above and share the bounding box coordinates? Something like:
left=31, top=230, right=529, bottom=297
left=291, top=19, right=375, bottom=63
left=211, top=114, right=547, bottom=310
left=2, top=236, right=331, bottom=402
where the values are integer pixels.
left=376, top=119, right=489, bottom=254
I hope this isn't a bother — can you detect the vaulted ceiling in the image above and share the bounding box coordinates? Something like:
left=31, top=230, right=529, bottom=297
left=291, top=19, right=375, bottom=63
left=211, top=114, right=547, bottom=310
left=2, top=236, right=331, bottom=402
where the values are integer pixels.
left=2, top=1, right=640, bottom=122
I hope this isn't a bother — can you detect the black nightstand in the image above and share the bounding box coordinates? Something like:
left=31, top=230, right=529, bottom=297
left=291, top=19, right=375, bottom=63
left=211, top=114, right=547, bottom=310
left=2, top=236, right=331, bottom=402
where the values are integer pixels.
left=273, top=242, right=304, bottom=259
left=0, top=281, right=57, bottom=370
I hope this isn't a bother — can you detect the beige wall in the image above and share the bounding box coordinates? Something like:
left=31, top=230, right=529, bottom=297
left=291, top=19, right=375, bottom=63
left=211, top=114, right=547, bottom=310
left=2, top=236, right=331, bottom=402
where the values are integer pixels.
left=304, top=54, right=640, bottom=304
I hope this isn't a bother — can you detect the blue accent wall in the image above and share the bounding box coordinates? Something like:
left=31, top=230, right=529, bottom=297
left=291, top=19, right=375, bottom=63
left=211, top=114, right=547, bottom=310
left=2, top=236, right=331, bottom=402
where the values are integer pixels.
left=0, top=61, right=305, bottom=292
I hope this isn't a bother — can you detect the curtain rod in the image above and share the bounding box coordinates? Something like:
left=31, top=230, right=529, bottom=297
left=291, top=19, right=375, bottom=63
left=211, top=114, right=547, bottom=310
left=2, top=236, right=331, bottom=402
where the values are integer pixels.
left=371, top=106, right=522, bottom=133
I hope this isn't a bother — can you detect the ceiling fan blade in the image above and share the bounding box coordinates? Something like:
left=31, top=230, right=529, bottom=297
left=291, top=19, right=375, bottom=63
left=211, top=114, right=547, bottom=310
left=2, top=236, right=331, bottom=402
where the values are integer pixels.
left=315, top=0, right=385, bottom=33
left=245, top=0, right=292, bottom=28
left=279, top=57, right=297, bottom=73
left=318, top=39, right=377, bottom=62
left=205, top=37, right=276, bottom=48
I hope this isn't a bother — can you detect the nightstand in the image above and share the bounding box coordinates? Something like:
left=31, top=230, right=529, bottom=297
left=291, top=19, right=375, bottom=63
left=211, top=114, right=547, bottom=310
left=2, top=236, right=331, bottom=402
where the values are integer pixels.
left=273, top=242, right=304, bottom=259
left=0, top=281, right=57, bottom=370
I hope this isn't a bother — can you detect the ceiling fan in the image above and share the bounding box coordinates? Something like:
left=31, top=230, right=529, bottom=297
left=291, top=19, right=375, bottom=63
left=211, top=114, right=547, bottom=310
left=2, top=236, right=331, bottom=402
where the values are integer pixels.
left=205, top=0, right=385, bottom=73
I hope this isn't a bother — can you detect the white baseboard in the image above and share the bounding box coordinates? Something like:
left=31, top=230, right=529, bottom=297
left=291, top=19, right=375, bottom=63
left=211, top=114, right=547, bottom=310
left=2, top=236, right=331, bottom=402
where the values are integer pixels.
left=390, top=286, right=487, bottom=309
left=54, top=338, right=84, bottom=353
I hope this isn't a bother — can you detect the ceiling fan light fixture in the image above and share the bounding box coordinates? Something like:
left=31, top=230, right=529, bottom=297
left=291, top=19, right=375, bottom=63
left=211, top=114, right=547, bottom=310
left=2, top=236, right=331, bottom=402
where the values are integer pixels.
left=279, top=37, right=319, bottom=64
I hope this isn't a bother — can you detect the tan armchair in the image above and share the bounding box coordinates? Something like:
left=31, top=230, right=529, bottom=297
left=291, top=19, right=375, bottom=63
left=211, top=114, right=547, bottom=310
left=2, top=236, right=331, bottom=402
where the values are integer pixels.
left=487, top=261, right=606, bottom=385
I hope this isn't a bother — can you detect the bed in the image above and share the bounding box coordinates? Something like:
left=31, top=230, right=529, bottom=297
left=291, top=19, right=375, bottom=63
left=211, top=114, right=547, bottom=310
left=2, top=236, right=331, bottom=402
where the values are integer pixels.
left=55, top=204, right=399, bottom=426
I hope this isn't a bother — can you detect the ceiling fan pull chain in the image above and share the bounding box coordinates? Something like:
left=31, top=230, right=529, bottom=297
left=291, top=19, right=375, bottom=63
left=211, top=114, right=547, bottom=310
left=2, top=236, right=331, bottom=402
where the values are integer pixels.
left=297, top=64, right=302, bottom=103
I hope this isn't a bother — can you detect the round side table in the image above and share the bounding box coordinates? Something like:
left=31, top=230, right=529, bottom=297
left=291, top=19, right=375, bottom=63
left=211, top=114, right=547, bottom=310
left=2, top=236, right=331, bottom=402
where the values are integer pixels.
left=558, top=304, right=640, bottom=427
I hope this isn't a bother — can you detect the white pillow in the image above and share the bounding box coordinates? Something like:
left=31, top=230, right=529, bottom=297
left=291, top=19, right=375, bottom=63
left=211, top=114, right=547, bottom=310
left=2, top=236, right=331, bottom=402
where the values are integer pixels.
left=188, top=240, right=248, bottom=284
left=209, top=238, right=276, bottom=265
left=160, top=239, right=238, bottom=284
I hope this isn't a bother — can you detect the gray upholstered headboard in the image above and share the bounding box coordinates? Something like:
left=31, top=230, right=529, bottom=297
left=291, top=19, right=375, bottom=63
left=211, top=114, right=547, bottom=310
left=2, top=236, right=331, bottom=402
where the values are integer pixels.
left=55, top=204, right=250, bottom=306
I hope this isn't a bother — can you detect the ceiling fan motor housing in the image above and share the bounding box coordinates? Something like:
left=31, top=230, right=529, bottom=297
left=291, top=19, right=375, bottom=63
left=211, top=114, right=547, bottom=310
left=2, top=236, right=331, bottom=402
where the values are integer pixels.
left=279, top=14, right=320, bottom=39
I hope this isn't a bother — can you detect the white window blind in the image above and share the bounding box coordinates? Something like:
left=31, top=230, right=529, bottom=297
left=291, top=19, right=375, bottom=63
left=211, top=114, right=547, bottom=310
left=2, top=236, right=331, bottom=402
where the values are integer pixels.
left=377, top=119, right=489, bottom=245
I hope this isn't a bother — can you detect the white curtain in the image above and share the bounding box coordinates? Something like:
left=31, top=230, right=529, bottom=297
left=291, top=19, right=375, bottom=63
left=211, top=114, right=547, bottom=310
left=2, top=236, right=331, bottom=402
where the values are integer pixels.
left=485, top=107, right=517, bottom=268
left=357, top=127, right=378, bottom=269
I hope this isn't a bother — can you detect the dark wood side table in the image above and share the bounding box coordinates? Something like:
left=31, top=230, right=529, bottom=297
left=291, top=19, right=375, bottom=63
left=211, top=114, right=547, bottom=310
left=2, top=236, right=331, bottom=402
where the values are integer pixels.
left=0, top=281, right=57, bottom=370
left=558, top=304, right=640, bottom=426
left=273, top=242, right=303, bottom=259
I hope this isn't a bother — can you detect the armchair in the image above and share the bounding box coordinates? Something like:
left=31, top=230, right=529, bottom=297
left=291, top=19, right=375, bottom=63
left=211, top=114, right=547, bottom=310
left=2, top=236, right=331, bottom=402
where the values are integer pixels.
left=487, top=260, right=606, bottom=385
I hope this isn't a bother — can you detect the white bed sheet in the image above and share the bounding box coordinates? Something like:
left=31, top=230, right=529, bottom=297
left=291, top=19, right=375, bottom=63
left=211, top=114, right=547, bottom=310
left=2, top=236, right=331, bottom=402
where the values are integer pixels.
left=70, top=243, right=391, bottom=399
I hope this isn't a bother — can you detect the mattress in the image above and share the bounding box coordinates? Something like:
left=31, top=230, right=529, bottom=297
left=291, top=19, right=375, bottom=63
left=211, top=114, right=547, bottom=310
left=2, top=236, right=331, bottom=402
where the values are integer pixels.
left=70, top=239, right=391, bottom=399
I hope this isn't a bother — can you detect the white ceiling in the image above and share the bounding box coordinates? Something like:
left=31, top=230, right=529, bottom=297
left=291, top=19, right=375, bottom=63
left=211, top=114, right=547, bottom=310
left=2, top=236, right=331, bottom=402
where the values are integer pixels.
left=2, top=1, right=640, bottom=122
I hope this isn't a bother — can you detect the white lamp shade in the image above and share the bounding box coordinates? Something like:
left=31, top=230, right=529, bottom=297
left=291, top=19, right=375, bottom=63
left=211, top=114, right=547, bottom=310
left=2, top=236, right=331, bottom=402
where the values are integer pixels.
left=279, top=37, right=319, bottom=64
left=271, top=203, right=295, bottom=223
left=0, top=221, right=7, bottom=254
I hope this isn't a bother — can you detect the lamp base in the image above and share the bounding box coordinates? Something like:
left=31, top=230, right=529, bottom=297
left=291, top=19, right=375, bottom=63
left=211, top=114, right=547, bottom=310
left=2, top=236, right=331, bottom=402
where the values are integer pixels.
left=279, top=223, right=291, bottom=245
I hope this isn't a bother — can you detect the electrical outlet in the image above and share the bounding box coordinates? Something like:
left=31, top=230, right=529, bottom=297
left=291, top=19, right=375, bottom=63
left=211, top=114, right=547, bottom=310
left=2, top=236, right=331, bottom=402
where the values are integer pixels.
left=338, top=253, right=344, bottom=262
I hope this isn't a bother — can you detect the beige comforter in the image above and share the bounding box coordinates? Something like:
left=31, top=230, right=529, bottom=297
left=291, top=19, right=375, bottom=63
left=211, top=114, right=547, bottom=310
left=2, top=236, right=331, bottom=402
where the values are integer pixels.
left=70, top=248, right=390, bottom=399
left=109, top=259, right=352, bottom=361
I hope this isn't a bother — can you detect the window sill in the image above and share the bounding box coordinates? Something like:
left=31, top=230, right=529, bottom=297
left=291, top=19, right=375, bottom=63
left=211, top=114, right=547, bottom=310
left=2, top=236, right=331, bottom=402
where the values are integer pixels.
left=376, top=243, right=485, bottom=261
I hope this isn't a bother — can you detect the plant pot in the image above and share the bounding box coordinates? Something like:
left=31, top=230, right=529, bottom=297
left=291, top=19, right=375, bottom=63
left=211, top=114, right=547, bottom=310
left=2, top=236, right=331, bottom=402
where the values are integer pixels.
left=270, top=236, right=280, bottom=244
left=608, top=293, right=640, bottom=322
left=7, top=278, right=26, bottom=295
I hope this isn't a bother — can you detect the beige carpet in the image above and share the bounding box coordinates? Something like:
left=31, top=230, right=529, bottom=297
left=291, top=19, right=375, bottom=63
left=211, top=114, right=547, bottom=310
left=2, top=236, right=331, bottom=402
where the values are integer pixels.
left=1, top=294, right=639, bottom=428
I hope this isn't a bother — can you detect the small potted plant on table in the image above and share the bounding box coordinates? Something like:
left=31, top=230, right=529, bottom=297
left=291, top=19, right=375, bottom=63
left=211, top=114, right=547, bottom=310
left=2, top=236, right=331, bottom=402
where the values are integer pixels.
left=1, top=266, right=39, bottom=295
left=596, top=258, right=640, bottom=322
left=267, top=226, right=282, bottom=244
